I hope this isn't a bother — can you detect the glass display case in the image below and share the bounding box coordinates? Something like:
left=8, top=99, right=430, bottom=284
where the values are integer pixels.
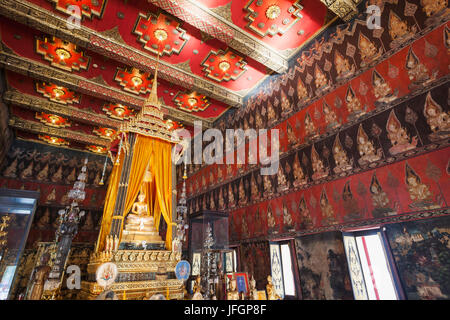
left=0, top=189, right=39, bottom=300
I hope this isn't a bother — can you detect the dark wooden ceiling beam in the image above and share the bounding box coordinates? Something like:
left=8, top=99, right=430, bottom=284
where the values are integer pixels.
left=149, top=0, right=289, bottom=73
left=0, top=0, right=243, bottom=107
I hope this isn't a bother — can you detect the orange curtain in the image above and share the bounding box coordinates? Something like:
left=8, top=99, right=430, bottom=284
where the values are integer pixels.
left=152, top=139, right=175, bottom=250
left=95, top=152, right=124, bottom=252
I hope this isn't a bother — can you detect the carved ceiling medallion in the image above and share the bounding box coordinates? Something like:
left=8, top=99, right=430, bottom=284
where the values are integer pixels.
left=35, top=112, right=71, bottom=128
left=173, top=91, right=210, bottom=112
left=36, top=82, right=81, bottom=105
left=38, top=134, right=69, bottom=146
left=133, top=12, right=188, bottom=57
left=102, top=103, right=134, bottom=120
left=201, top=49, right=247, bottom=82
left=244, top=0, right=303, bottom=37
left=114, top=67, right=153, bottom=95
left=36, top=36, right=90, bottom=72
left=48, top=0, right=107, bottom=20
left=86, top=145, right=107, bottom=154
left=93, top=127, right=117, bottom=140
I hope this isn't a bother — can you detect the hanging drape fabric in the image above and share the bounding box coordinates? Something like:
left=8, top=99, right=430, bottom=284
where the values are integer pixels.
left=95, top=151, right=124, bottom=252
left=97, top=134, right=175, bottom=251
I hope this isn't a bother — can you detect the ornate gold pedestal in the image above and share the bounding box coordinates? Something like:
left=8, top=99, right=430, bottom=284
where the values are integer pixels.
left=79, top=250, right=184, bottom=300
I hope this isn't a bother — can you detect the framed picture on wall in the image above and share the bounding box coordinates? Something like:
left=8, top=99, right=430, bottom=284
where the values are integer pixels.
left=192, top=252, right=201, bottom=276
left=234, top=272, right=249, bottom=294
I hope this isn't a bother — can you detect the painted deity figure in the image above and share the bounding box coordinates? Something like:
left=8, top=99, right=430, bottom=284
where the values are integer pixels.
left=314, top=64, right=331, bottom=95
left=372, top=70, right=397, bottom=103
left=20, top=161, right=33, bottom=180
left=297, top=78, right=310, bottom=105
left=251, top=174, right=260, bottom=201
left=386, top=110, right=418, bottom=155
left=45, top=188, right=56, bottom=203
left=277, top=165, right=289, bottom=193
left=280, top=90, right=292, bottom=117
left=370, top=174, right=397, bottom=218
left=255, top=109, right=264, bottom=129
left=210, top=192, right=216, bottom=210
left=342, top=182, right=362, bottom=222
left=267, top=205, right=277, bottom=234
left=421, top=0, right=449, bottom=18
left=267, top=102, right=277, bottom=126
left=405, top=163, right=440, bottom=210
left=405, top=47, right=435, bottom=89
left=311, top=145, right=329, bottom=181
left=282, top=202, right=294, bottom=232
left=228, top=184, right=236, bottom=209
left=358, top=32, right=383, bottom=67
left=333, top=135, right=353, bottom=174
left=218, top=187, right=225, bottom=210
left=357, top=124, right=382, bottom=165
left=238, top=179, right=247, bottom=206
left=37, top=163, right=49, bottom=181
left=323, top=101, right=339, bottom=130
left=298, top=196, right=313, bottom=229
left=388, top=11, right=415, bottom=47
left=3, top=158, right=18, bottom=178
left=293, top=153, right=307, bottom=188
left=320, top=189, right=337, bottom=225
left=304, top=112, right=318, bottom=140
left=346, top=86, right=365, bottom=120
left=263, top=175, right=273, bottom=197
left=423, top=92, right=450, bottom=141
left=334, top=50, right=355, bottom=80
left=287, top=123, right=298, bottom=147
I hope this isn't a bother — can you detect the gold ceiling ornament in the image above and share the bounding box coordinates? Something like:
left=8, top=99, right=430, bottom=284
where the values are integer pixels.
left=218, top=61, right=231, bottom=72
left=320, top=0, right=362, bottom=22
left=266, top=5, right=281, bottom=20
left=118, top=52, right=180, bottom=144
left=55, top=48, right=71, bottom=60
left=154, top=29, right=168, bottom=41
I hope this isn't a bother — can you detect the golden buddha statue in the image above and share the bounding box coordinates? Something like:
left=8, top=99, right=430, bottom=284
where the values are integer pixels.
left=423, top=92, right=450, bottom=141
left=280, top=90, right=292, bottom=117
left=249, top=276, right=258, bottom=300
left=277, top=165, right=289, bottom=193
left=346, top=86, right=364, bottom=120
left=28, top=253, right=51, bottom=300
left=372, top=69, right=397, bottom=103
left=370, top=174, right=397, bottom=218
left=120, top=190, right=164, bottom=248
left=298, top=196, right=313, bottom=229
left=405, top=163, right=440, bottom=210
left=266, top=275, right=281, bottom=300
left=320, top=189, right=337, bottom=225
left=358, top=32, right=382, bottom=67
left=297, top=78, right=310, bottom=105
left=388, top=11, right=415, bottom=47
left=405, top=47, right=434, bottom=88
left=192, top=275, right=203, bottom=300
left=386, top=110, right=418, bottom=155
left=333, top=135, right=353, bottom=174
left=357, top=124, right=382, bottom=166
left=334, top=50, right=355, bottom=80
left=293, top=153, right=307, bottom=188
left=227, top=278, right=240, bottom=300
left=311, top=145, right=329, bottom=181
left=238, top=179, right=247, bottom=206
left=323, top=101, right=339, bottom=130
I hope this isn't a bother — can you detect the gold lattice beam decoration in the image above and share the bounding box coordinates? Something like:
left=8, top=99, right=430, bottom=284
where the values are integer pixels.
left=320, top=0, right=362, bottom=22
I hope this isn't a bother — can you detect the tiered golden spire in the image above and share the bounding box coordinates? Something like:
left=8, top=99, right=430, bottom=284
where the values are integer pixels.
left=118, top=53, right=179, bottom=143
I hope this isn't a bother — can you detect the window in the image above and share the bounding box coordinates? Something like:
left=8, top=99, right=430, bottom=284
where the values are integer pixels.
left=269, top=241, right=297, bottom=299
left=343, top=229, right=400, bottom=300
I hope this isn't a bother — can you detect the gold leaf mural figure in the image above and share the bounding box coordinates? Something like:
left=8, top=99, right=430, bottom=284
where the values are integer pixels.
left=372, top=69, right=398, bottom=104
left=311, top=144, right=329, bottom=181
left=323, top=101, right=340, bottom=130
left=423, top=92, right=450, bottom=141
left=386, top=110, right=418, bottom=155
left=320, top=188, right=337, bottom=225
left=370, top=173, right=398, bottom=218
left=358, top=32, right=383, bottom=67
left=405, top=162, right=440, bottom=210
left=357, top=124, right=383, bottom=166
